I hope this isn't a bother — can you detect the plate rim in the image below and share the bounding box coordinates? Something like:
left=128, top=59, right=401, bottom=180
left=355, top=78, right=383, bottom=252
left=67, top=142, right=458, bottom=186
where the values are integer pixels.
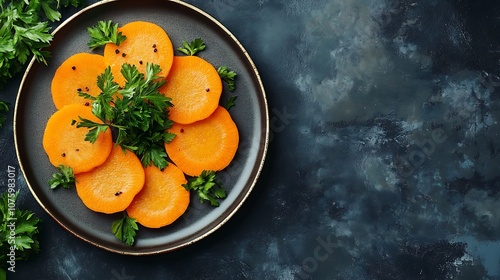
left=13, top=0, right=269, bottom=255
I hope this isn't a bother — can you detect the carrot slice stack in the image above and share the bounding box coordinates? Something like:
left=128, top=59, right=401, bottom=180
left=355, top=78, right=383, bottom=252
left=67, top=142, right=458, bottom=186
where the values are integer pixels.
left=103, top=21, right=174, bottom=86
left=42, top=104, right=113, bottom=174
left=165, top=106, right=239, bottom=176
left=51, top=53, right=106, bottom=109
left=126, top=164, right=189, bottom=228
left=75, top=146, right=145, bottom=214
left=160, top=56, right=222, bottom=124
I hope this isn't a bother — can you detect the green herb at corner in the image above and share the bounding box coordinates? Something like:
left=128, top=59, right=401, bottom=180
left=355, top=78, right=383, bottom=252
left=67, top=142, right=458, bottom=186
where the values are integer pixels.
left=0, top=191, right=41, bottom=277
left=0, top=0, right=85, bottom=88
left=0, top=0, right=85, bottom=130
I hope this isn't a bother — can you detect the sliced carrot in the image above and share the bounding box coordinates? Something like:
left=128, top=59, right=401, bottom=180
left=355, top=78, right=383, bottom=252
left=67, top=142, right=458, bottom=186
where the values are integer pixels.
left=51, top=53, right=106, bottom=109
left=75, top=145, right=145, bottom=214
left=159, top=56, right=222, bottom=124
left=165, top=106, right=239, bottom=176
left=126, top=164, right=189, bottom=228
left=103, top=21, right=174, bottom=86
left=42, top=104, right=113, bottom=174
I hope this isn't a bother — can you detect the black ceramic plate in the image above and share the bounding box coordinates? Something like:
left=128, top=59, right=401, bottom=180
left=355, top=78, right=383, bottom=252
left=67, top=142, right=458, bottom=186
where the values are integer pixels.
left=14, top=0, right=268, bottom=255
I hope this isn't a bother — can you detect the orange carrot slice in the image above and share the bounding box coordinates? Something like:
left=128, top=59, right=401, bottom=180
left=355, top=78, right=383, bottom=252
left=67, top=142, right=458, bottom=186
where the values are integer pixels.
left=51, top=53, right=106, bottom=109
left=75, top=145, right=145, bottom=214
left=165, top=106, right=239, bottom=176
left=43, top=104, right=113, bottom=174
left=159, top=56, right=222, bottom=124
left=126, top=164, right=189, bottom=228
left=103, top=21, right=174, bottom=86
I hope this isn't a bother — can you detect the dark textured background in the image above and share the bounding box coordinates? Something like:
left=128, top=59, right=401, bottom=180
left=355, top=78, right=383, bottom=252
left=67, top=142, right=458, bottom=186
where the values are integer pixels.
left=1, top=0, right=500, bottom=279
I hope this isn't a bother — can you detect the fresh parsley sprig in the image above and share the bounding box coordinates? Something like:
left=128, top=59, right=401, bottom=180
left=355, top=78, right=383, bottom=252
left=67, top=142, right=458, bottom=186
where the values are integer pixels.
left=224, top=96, right=238, bottom=111
left=111, top=212, right=138, bottom=246
left=87, top=20, right=127, bottom=50
left=77, top=63, right=176, bottom=170
left=49, top=164, right=76, bottom=189
left=0, top=191, right=41, bottom=276
left=217, top=66, right=237, bottom=92
left=0, top=0, right=84, bottom=88
left=177, top=38, right=206, bottom=56
left=183, top=170, right=227, bottom=207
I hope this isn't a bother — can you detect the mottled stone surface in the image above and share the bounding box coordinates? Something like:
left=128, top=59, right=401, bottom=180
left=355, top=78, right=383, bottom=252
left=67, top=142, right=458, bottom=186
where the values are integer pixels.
left=1, top=0, right=499, bottom=279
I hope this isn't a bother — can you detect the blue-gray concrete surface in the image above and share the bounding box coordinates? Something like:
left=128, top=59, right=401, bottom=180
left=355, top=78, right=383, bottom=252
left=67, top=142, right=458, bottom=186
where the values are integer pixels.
left=1, top=0, right=499, bottom=279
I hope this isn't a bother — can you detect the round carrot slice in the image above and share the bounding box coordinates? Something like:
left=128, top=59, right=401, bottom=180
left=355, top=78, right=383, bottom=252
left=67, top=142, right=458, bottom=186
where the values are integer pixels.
left=165, top=106, right=239, bottom=176
left=51, top=53, right=106, bottom=109
left=103, top=21, right=174, bottom=86
left=126, top=164, right=189, bottom=228
left=75, top=145, right=145, bottom=214
left=160, top=56, right=222, bottom=124
left=42, top=104, right=113, bottom=174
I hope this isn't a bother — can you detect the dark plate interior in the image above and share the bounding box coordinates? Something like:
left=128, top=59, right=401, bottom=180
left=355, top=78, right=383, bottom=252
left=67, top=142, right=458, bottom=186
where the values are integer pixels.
left=14, top=0, right=268, bottom=255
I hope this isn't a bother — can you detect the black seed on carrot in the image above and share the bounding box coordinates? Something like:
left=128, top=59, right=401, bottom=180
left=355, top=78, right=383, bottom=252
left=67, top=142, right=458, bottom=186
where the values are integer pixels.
left=77, top=88, right=82, bottom=92
left=152, top=44, right=156, bottom=48
left=154, top=48, right=158, bottom=53
left=84, top=102, right=90, bottom=106
left=180, top=128, right=184, bottom=133
left=76, top=148, right=80, bottom=152
left=205, top=88, right=210, bottom=92
left=71, top=66, right=76, bottom=70
left=115, top=191, right=122, bottom=196
left=139, top=60, right=143, bottom=65
left=61, top=153, right=66, bottom=157
left=115, top=49, right=120, bottom=54
left=122, top=53, right=126, bottom=57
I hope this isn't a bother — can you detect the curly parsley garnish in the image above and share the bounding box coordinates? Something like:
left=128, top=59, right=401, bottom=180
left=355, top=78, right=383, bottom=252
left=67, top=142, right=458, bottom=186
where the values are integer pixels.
left=177, top=38, right=206, bottom=56
left=0, top=191, right=41, bottom=276
left=183, top=170, right=227, bottom=207
left=77, top=63, right=175, bottom=170
left=87, top=20, right=127, bottom=50
left=217, top=66, right=237, bottom=92
left=49, top=164, right=76, bottom=189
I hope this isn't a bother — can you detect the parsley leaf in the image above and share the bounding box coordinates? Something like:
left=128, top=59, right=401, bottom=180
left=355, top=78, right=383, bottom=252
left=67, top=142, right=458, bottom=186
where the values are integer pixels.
left=177, top=38, right=206, bottom=56
left=0, top=191, right=41, bottom=273
left=78, top=63, right=175, bottom=169
left=87, top=20, right=127, bottom=50
left=75, top=118, right=110, bottom=143
left=183, top=171, right=227, bottom=207
left=217, top=66, right=237, bottom=92
left=224, top=96, right=238, bottom=111
left=49, top=164, right=76, bottom=189
left=111, top=212, right=138, bottom=246
left=89, top=66, right=118, bottom=122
